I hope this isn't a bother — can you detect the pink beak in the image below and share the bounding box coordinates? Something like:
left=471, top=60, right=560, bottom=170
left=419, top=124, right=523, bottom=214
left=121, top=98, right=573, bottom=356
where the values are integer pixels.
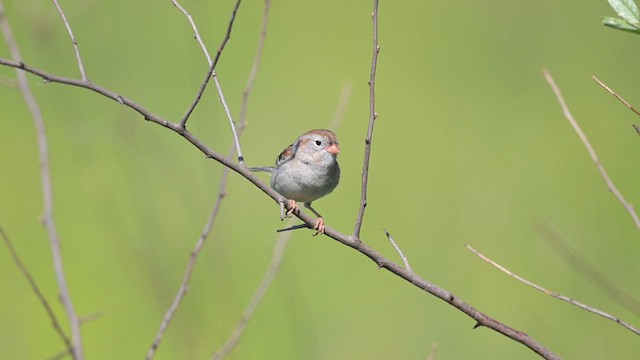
left=327, top=143, right=340, bottom=154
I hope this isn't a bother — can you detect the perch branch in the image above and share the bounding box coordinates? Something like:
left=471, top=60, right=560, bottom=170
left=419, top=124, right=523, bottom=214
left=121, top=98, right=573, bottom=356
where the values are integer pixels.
left=52, top=0, right=87, bottom=80
left=354, top=0, right=380, bottom=238
left=0, top=55, right=561, bottom=360
left=543, top=69, right=640, bottom=232
left=466, top=244, right=640, bottom=336
left=0, top=4, right=84, bottom=358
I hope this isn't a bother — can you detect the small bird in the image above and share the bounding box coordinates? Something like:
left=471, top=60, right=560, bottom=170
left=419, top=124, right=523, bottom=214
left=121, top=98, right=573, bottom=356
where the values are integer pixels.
left=251, top=129, right=341, bottom=234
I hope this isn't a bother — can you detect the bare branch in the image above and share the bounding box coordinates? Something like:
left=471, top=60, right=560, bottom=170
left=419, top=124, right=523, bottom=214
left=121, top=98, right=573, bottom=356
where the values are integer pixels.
left=211, top=231, right=291, bottom=360
left=354, top=0, right=380, bottom=238
left=176, top=1, right=243, bottom=164
left=536, top=221, right=640, bottom=316
left=543, top=69, right=640, bottom=232
left=592, top=75, right=640, bottom=117
left=0, top=59, right=561, bottom=360
left=384, top=228, right=412, bottom=272
left=147, top=2, right=270, bottom=356
left=51, top=0, right=87, bottom=80
left=466, top=244, right=640, bottom=336
left=0, top=3, right=83, bottom=358
left=0, top=225, right=73, bottom=354
left=170, top=0, right=212, bottom=65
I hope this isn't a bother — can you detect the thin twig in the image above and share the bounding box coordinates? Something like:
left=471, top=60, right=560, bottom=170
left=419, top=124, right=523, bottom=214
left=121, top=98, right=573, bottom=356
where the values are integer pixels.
left=354, top=0, right=380, bottom=238
left=0, top=58, right=561, bottom=360
left=0, top=3, right=83, bottom=359
left=211, top=231, right=291, bottom=360
left=592, top=76, right=640, bottom=117
left=384, top=228, right=411, bottom=272
left=51, top=0, right=87, bottom=81
left=177, top=0, right=242, bottom=163
left=536, top=221, right=640, bottom=316
left=0, top=225, right=73, bottom=354
left=543, top=69, right=640, bottom=232
left=147, top=2, right=269, bottom=356
left=466, top=244, right=640, bottom=336
left=591, top=76, right=640, bottom=136
left=171, top=0, right=212, bottom=65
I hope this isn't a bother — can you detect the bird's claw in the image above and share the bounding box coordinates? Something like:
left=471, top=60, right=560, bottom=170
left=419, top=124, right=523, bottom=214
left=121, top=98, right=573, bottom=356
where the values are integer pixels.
left=280, top=199, right=299, bottom=220
left=312, top=217, right=325, bottom=236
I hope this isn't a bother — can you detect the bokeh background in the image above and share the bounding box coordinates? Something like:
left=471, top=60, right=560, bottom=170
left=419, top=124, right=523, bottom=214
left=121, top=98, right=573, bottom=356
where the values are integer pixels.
left=1, top=0, right=640, bottom=358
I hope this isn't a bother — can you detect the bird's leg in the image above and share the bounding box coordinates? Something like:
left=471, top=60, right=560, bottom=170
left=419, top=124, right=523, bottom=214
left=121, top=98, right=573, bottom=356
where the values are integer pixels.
left=304, top=202, right=325, bottom=235
left=280, top=199, right=300, bottom=220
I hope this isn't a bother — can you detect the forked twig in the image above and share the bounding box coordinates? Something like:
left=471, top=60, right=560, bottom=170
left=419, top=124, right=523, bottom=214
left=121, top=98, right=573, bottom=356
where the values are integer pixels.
left=0, top=2, right=83, bottom=358
left=543, top=69, right=640, bottom=232
left=52, top=0, right=87, bottom=80
left=354, top=0, right=380, bottom=238
left=466, top=244, right=640, bottom=336
left=0, top=225, right=73, bottom=354
left=177, top=0, right=245, bottom=166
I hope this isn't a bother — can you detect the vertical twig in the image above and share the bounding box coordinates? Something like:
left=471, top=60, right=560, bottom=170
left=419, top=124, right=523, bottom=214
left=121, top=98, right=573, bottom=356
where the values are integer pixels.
left=147, top=1, right=271, bottom=357
left=466, top=244, right=640, bottom=336
left=211, top=232, right=291, bottom=360
left=170, top=0, right=212, bottom=65
left=51, top=0, right=87, bottom=80
left=176, top=0, right=245, bottom=166
left=0, top=225, right=73, bottom=354
left=0, top=2, right=84, bottom=358
left=543, top=69, right=640, bottom=232
left=354, top=0, right=380, bottom=238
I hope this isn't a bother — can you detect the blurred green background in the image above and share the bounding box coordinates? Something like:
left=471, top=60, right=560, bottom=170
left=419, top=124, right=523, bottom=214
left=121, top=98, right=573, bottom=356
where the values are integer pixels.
left=2, top=0, right=640, bottom=358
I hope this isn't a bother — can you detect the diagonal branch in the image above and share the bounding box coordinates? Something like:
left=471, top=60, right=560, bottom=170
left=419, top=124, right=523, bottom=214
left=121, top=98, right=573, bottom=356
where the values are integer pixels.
left=0, top=4, right=84, bottom=359
left=543, top=69, right=640, bottom=233
left=354, top=0, right=381, bottom=238
left=384, top=228, right=412, bottom=272
left=52, top=0, right=87, bottom=81
left=466, top=244, right=640, bottom=336
left=0, top=225, right=73, bottom=354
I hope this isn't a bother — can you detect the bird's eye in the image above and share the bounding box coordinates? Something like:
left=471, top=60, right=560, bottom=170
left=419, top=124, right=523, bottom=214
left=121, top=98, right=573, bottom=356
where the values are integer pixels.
left=315, top=140, right=322, bottom=146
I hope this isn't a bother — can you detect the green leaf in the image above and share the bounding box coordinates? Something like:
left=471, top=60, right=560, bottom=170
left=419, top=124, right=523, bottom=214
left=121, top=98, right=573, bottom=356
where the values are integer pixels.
left=602, top=16, right=640, bottom=33
left=607, top=0, right=640, bottom=26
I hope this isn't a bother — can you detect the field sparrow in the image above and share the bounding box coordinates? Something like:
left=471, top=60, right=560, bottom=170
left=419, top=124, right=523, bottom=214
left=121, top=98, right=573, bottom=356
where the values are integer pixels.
left=251, top=129, right=341, bottom=234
